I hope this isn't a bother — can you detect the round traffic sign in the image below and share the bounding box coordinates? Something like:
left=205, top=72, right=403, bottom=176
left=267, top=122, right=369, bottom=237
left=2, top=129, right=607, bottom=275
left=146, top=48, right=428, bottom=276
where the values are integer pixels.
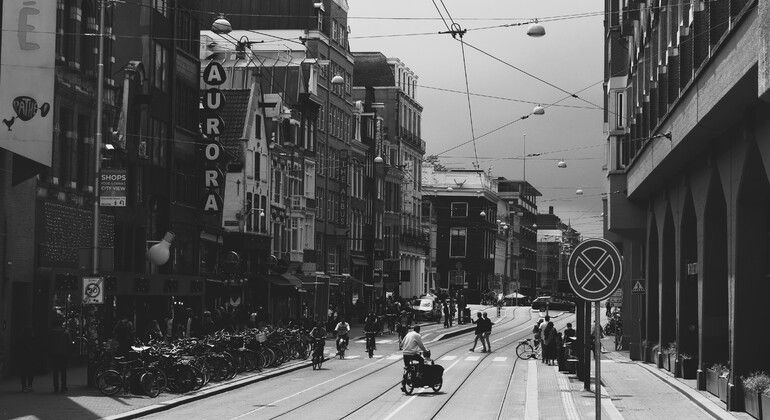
left=567, top=238, right=623, bottom=301
left=85, top=283, right=101, bottom=298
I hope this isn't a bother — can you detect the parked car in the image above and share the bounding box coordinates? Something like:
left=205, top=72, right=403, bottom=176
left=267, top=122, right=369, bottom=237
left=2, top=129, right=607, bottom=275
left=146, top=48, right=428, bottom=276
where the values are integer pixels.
left=531, top=296, right=576, bottom=313
left=412, top=297, right=442, bottom=322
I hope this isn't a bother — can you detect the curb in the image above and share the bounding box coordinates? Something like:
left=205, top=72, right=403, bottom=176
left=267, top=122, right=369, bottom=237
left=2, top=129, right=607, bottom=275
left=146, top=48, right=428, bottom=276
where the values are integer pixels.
left=104, top=357, right=327, bottom=420
left=632, top=360, right=739, bottom=420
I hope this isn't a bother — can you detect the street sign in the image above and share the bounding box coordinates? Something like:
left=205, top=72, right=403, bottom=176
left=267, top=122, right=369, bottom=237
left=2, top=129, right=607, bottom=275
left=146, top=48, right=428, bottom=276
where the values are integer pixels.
left=567, top=238, right=623, bottom=301
left=632, top=280, right=646, bottom=294
left=99, top=169, right=127, bottom=207
left=82, top=277, right=104, bottom=304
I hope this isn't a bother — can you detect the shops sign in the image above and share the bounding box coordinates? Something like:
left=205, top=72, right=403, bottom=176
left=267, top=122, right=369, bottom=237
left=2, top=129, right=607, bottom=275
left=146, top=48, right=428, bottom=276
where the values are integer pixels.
left=201, top=61, right=226, bottom=215
left=99, top=169, right=127, bottom=207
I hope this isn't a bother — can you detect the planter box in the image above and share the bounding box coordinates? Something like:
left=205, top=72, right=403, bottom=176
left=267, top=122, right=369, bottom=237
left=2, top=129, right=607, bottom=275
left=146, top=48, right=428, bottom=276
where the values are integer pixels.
left=718, top=376, right=729, bottom=404
left=744, top=391, right=762, bottom=419
left=680, top=359, right=698, bottom=379
left=706, top=369, right=721, bottom=397
left=761, top=393, right=770, bottom=420
left=663, top=354, right=671, bottom=371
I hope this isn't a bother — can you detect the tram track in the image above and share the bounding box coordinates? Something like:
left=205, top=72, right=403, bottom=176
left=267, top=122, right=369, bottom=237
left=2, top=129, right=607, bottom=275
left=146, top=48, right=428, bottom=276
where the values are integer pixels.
left=262, top=307, right=531, bottom=420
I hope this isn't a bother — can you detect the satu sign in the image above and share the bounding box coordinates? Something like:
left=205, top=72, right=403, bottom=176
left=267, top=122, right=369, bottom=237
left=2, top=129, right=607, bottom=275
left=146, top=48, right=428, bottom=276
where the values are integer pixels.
left=201, top=61, right=226, bottom=215
left=0, top=0, right=57, bottom=166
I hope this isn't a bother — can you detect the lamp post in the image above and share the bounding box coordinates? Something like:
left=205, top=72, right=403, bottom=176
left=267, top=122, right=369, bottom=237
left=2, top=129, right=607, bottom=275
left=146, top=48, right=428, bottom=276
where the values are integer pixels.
left=91, top=0, right=107, bottom=275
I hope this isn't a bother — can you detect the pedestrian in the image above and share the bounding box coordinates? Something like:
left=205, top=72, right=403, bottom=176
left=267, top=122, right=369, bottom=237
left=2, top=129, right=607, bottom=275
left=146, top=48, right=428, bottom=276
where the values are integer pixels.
left=448, top=299, right=456, bottom=327
left=469, top=312, right=486, bottom=352
left=543, top=321, right=557, bottom=365
left=563, top=323, right=577, bottom=343
left=482, top=312, right=493, bottom=352
left=606, top=300, right=613, bottom=317
left=201, top=311, right=215, bottom=336
left=16, top=326, right=37, bottom=392
left=442, top=301, right=450, bottom=328
left=49, top=317, right=72, bottom=393
left=113, top=318, right=134, bottom=355
left=532, top=318, right=544, bottom=350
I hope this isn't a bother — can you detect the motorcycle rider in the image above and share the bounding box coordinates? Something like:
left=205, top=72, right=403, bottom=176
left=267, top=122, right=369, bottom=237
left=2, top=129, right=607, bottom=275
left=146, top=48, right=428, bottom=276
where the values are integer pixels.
left=363, top=312, right=378, bottom=354
left=401, top=325, right=429, bottom=392
left=334, top=317, right=351, bottom=355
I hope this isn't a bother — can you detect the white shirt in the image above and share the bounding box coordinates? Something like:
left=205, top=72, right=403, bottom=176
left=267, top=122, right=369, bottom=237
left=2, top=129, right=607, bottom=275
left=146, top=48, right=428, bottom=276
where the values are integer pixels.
left=335, top=322, right=350, bottom=335
left=402, top=331, right=427, bottom=355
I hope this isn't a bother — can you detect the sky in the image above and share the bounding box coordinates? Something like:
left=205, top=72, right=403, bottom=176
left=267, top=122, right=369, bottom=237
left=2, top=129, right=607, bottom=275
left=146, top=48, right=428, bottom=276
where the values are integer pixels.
left=346, top=0, right=606, bottom=238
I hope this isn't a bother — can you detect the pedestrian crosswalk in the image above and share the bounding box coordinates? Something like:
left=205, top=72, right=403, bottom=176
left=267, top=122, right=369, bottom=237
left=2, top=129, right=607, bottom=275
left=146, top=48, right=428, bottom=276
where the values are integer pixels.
left=354, top=339, right=395, bottom=344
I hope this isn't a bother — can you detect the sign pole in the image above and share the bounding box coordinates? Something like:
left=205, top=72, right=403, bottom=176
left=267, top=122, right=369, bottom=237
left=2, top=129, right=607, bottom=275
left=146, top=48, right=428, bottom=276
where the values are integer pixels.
left=595, top=301, right=602, bottom=419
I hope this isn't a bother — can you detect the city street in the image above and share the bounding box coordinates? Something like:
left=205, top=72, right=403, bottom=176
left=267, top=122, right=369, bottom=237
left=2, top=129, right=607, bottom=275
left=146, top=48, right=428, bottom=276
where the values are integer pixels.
left=133, top=306, right=719, bottom=420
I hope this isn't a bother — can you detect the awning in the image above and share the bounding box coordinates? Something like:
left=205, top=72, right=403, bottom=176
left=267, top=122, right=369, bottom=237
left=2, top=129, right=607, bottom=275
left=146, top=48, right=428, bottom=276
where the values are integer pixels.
left=281, top=273, right=303, bottom=288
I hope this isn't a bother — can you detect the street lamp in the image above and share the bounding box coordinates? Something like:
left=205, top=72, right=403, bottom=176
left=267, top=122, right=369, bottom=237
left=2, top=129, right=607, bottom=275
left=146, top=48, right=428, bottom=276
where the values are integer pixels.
left=374, top=155, right=384, bottom=164
left=576, top=189, right=584, bottom=195
left=557, top=160, right=567, bottom=168
left=533, top=105, right=545, bottom=115
left=331, top=74, right=345, bottom=85
left=480, top=210, right=486, bottom=217
left=526, top=21, right=546, bottom=38
left=212, top=14, right=233, bottom=35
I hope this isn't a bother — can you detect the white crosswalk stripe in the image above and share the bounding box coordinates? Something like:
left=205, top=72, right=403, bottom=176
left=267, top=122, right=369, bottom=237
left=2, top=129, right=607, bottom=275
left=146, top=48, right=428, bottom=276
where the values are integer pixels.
left=387, top=355, right=402, bottom=360
left=345, top=355, right=360, bottom=359
left=493, top=357, right=507, bottom=362
left=465, top=356, right=480, bottom=361
left=376, top=339, right=394, bottom=344
left=373, top=355, right=383, bottom=358
left=440, top=356, right=457, bottom=361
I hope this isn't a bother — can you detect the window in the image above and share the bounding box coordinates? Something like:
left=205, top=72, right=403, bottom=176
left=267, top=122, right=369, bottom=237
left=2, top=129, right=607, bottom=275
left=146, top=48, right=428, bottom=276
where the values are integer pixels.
left=153, top=42, right=168, bottom=91
left=246, top=192, right=253, bottom=231
left=152, top=0, right=167, bottom=17
left=451, top=202, right=468, bottom=218
left=328, top=248, right=337, bottom=274
left=615, top=92, right=625, bottom=129
left=450, top=228, right=467, bottom=257
left=291, top=219, right=301, bottom=252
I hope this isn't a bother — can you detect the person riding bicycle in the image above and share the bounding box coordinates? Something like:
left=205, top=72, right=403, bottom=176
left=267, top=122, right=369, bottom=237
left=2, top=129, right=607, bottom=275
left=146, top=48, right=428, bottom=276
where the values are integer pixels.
left=334, top=318, right=350, bottom=354
left=401, top=325, right=429, bottom=392
left=310, top=322, right=326, bottom=361
left=364, top=313, right=378, bottom=353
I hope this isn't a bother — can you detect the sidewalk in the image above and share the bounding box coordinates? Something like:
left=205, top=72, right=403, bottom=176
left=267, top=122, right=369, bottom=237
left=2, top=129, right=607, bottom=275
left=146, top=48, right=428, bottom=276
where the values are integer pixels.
left=0, top=353, right=317, bottom=420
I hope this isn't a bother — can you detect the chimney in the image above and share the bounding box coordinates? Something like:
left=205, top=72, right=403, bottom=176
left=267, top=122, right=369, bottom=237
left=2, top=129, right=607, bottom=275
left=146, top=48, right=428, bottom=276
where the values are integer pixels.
left=549, top=206, right=553, bottom=215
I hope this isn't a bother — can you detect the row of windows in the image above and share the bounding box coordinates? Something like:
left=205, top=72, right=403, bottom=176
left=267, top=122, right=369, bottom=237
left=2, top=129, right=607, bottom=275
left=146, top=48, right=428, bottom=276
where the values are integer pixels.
left=449, top=227, right=496, bottom=258
left=316, top=147, right=348, bottom=183
left=350, top=210, right=364, bottom=252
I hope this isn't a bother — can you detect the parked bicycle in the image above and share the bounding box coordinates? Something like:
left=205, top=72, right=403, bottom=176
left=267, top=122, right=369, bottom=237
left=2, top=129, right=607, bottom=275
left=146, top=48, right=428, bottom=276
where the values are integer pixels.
left=516, top=338, right=541, bottom=360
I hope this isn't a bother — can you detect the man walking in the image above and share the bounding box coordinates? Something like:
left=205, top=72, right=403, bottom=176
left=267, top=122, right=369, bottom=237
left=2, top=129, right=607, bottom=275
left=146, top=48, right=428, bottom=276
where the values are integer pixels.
left=469, top=312, right=486, bottom=352
left=442, top=301, right=450, bottom=328
left=481, top=312, right=493, bottom=352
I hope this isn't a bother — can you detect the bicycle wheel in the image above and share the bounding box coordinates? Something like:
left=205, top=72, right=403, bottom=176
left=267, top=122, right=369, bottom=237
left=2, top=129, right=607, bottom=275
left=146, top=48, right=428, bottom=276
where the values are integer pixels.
left=516, top=342, right=535, bottom=360
left=96, top=370, right=123, bottom=396
left=140, top=371, right=161, bottom=398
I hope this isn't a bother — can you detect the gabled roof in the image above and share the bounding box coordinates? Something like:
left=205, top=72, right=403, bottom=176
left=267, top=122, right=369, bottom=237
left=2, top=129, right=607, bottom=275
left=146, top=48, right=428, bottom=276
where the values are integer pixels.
left=216, top=89, right=252, bottom=161
left=352, top=52, right=394, bottom=87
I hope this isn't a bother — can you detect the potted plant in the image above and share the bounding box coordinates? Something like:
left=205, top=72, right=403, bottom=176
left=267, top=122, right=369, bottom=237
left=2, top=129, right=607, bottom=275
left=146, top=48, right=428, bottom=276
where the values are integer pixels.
left=680, top=353, right=698, bottom=379
left=666, top=342, right=677, bottom=373
left=762, top=389, right=770, bottom=420
left=706, top=363, right=728, bottom=399
left=742, top=372, right=770, bottom=419
left=718, top=365, right=731, bottom=404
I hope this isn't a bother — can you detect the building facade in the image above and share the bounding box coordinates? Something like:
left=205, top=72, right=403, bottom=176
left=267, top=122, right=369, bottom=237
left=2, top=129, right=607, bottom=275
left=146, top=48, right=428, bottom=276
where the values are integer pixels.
left=422, top=167, right=500, bottom=303
left=352, top=52, right=428, bottom=299
left=496, top=178, right=540, bottom=299
left=536, top=206, right=579, bottom=295
left=603, top=0, right=770, bottom=410
left=199, top=0, right=357, bottom=319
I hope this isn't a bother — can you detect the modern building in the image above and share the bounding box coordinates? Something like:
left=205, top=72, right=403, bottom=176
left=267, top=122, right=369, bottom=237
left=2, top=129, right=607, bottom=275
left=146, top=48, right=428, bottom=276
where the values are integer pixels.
left=603, top=0, right=770, bottom=410
left=352, top=52, right=428, bottom=299
left=199, top=0, right=356, bottom=320
left=422, top=167, right=501, bottom=303
left=495, top=178, right=540, bottom=299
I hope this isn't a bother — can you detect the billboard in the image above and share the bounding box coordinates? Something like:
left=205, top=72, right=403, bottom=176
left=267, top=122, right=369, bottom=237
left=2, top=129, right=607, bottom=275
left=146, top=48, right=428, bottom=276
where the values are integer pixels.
left=0, top=0, right=57, bottom=166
